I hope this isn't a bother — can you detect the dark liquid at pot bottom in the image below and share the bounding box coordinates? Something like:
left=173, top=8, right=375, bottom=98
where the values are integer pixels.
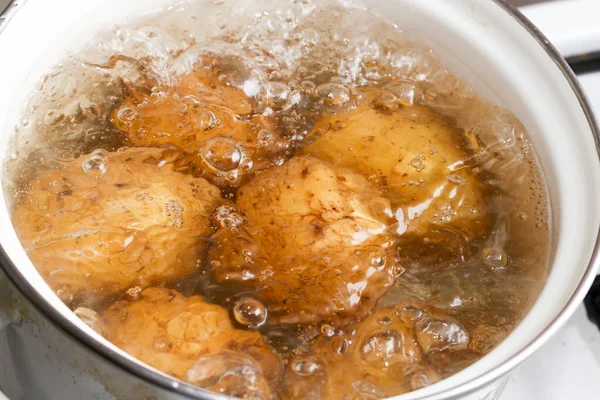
left=5, top=1, right=550, bottom=398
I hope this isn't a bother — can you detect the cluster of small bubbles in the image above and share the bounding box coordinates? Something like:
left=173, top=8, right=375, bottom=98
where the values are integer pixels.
left=352, top=380, right=389, bottom=399
left=291, top=356, right=321, bottom=377
left=126, top=285, right=142, bottom=298
left=482, top=247, right=508, bottom=270
left=165, top=199, right=184, bottom=228
left=212, top=204, right=245, bottom=230
left=316, top=82, right=350, bottom=106
left=409, top=157, right=424, bottom=172
left=82, top=149, right=108, bottom=178
left=134, top=192, right=149, bottom=201
left=262, top=81, right=291, bottom=110
left=233, top=296, right=267, bottom=328
left=199, top=136, right=243, bottom=172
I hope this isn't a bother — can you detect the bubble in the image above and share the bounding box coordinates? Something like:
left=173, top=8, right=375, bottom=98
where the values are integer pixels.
left=369, top=253, right=386, bottom=268
left=482, top=247, right=508, bottom=269
left=447, top=174, right=463, bottom=185
left=291, top=357, right=321, bottom=376
left=352, top=380, right=389, bottom=399
left=126, top=286, right=142, bottom=298
left=320, top=324, right=335, bottom=337
left=186, top=351, right=268, bottom=399
left=117, top=107, right=137, bottom=122
left=360, top=329, right=403, bottom=367
left=196, top=110, right=217, bottom=130
left=409, top=157, right=424, bottom=171
left=258, top=129, right=274, bottom=147
left=82, top=149, right=108, bottom=178
left=372, top=91, right=399, bottom=110
left=331, top=337, right=348, bottom=355
left=384, top=80, right=417, bottom=106
left=233, top=297, right=267, bottom=328
left=153, top=337, right=169, bottom=352
left=262, top=81, right=290, bottom=110
left=316, top=83, right=350, bottom=105
left=199, top=137, right=243, bottom=172
left=415, top=315, right=469, bottom=353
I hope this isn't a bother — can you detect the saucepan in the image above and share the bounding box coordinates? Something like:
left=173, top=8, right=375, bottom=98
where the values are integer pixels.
left=0, top=0, right=599, bottom=399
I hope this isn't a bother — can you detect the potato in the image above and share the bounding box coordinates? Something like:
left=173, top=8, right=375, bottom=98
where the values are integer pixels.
left=209, top=155, right=401, bottom=324
left=12, top=147, right=222, bottom=304
left=300, top=88, right=491, bottom=239
left=282, top=302, right=469, bottom=399
left=112, top=59, right=293, bottom=188
left=76, top=288, right=281, bottom=399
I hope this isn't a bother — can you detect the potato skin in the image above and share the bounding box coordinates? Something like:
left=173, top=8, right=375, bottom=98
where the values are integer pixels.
left=112, top=60, right=292, bottom=189
left=12, top=147, right=223, bottom=304
left=301, top=88, right=491, bottom=239
left=82, top=288, right=281, bottom=399
left=210, top=155, right=402, bottom=324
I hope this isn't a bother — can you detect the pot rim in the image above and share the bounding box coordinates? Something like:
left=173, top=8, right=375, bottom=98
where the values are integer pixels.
left=0, top=0, right=599, bottom=399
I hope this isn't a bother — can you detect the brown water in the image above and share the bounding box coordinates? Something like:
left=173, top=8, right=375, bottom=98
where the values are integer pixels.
left=5, top=0, right=550, bottom=399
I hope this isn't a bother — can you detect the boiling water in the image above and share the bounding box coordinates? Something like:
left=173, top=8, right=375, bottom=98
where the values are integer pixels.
left=4, top=0, right=551, bottom=399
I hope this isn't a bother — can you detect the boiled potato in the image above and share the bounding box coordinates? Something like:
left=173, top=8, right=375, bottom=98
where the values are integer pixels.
left=209, top=155, right=401, bottom=324
left=283, top=302, right=469, bottom=399
left=12, top=147, right=222, bottom=304
left=76, top=288, right=281, bottom=399
left=112, top=58, right=292, bottom=188
left=301, top=88, right=490, bottom=239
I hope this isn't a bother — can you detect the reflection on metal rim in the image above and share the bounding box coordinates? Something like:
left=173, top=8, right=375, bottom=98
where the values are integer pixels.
left=0, top=0, right=20, bottom=35
left=0, top=0, right=599, bottom=399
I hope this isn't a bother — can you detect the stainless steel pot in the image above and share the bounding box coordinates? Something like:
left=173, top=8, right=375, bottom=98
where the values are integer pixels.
left=1, top=0, right=599, bottom=399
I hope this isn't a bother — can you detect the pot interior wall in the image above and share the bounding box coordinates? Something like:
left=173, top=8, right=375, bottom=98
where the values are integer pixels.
left=0, top=1, right=599, bottom=399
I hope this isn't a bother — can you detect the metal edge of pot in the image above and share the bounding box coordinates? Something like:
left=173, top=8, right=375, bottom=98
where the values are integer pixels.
left=0, top=0, right=599, bottom=399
